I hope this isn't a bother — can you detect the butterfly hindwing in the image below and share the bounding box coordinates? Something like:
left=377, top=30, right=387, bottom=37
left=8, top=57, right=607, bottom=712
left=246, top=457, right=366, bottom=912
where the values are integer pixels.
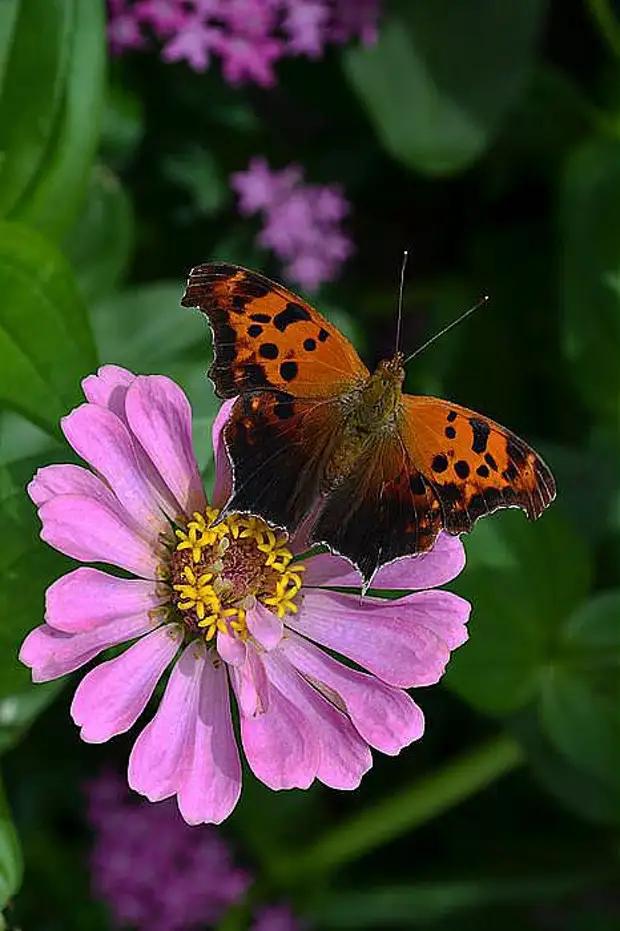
left=311, top=430, right=444, bottom=586
left=222, top=391, right=346, bottom=533
left=401, top=396, right=556, bottom=533
left=182, top=263, right=368, bottom=399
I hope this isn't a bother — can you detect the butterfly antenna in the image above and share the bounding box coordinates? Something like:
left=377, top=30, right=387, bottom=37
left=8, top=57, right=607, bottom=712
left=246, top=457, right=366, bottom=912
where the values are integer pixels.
left=395, top=249, right=409, bottom=355
left=403, top=294, right=490, bottom=365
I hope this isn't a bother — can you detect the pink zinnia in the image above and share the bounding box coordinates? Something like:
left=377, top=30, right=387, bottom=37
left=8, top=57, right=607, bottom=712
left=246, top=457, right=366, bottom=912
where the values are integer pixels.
left=20, top=365, right=470, bottom=824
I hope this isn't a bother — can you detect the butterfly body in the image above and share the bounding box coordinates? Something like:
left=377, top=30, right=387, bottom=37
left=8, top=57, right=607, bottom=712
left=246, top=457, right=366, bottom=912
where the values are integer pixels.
left=182, top=262, right=556, bottom=587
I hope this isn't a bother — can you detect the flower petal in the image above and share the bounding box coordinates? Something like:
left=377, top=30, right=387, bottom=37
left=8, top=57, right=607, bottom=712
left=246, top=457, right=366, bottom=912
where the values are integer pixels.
left=81, top=364, right=135, bottom=414
left=371, top=533, right=467, bottom=591
left=177, top=656, right=242, bottom=825
left=28, top=464, right=107, bottom=507
left=128, top=640, right=206, bottom=802
left=265, top=652, right=372, bottom=790
left=217, top=629, right=246, bottom=667
left=19, top=613, right=154, bottom=682
left=246, top=602, right=283, bottom=651
left=38, top=494, right=161, bottom=577
left=240, top=677, right=319, bottom=790
left=46, top=568, right=163, bottom=633
left=282, top=633, right=424, bottom=755
left=303, top=533, right=466, bottom=592
left=71, top=624, right=182, bottom=743
left=125, top=375, right=206, bottom=518
left=288, top=589, right=464, bottom=688
left=230, top=645, right=269, bottom=717
left=211, top=398, right=235, bottom=507
left=61, top=403, right=168, bottom=536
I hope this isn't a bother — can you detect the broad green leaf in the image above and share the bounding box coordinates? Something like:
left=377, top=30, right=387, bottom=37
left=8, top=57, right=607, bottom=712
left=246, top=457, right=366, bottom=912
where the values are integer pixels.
left=539, top=591, right=620, bottom=787
left=63, top=165, right=133, bottom=304
left=446, top=510, right=591, bottom=714
left=0, top=682, right=63, bottom=754
left=0, top=221, right=97, bottom=434
left=0, top=2, right=20, bottom=93
left=163, top=147, right=229, bottom=218
left=313, top=874, right=597, bottom=927
left=90, top=282, right=218, bottom=470
left=13, top=0, right=106, bottom=240
left=343, top=0, right=546, bottom=175
left=0, top=0, right=74, bottom=217
left=560, top=137, right=620, bottom=421
left=0, top=778, right=22, bottom=907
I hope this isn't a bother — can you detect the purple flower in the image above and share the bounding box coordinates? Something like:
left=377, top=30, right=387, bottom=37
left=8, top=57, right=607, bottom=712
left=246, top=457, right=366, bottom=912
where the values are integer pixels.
left=21, top=365, right=469, bottom=824
left=106, top=0, right=381, bottom=83
left=252, top=904, right=304, bottom=931
left=231, top=157, right=354, bottom=291
left=86, top=769, right=250, bottom=931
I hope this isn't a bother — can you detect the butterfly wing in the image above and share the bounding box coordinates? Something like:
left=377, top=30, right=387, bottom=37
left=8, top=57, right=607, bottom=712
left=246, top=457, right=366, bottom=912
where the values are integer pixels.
left=222, top=391, right=346, bottom=533
left=310, top=428, right=444, bottom=586
left=310, top=395, right=556, bottom=587
left=401, top=395, right=556, bottom=532
left=181, top=263, right=368, bottom=398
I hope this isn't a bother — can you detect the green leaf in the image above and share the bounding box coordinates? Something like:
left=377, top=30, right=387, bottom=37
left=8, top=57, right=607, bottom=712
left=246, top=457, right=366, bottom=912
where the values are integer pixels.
left=0, top=682, right=63, bottom=754
left=63, top=165, right=133, bottom=304
left=0, top=0, right=74, bottom=218
left=0, top=221, right=97, bottom=434
left=560, top=137, right=620, bottom=421
left=90, top=282, right=219, bottom=470
left=446, top=510, right=591, bottom=714
left=539, top=591, right=620, bottom=787
left=0, top=2, right=20, bottom=93
left=13, top=0, right=106, bottom=240
left=0, top=778, right=22, bottom=908
left=343, top=0, right=546, bottom=175
left=313, top=874, right=597, bottom=927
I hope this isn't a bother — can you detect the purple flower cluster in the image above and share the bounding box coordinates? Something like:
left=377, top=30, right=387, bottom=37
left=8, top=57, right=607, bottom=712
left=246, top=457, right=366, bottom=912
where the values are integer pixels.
left=231, top=157, right=354, bottom=291
left=86, top=769, right=251, bottom=931
left=107, top=0, right=381, bottom=85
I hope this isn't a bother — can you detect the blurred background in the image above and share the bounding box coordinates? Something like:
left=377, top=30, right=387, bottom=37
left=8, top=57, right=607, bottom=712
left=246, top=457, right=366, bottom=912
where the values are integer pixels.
left=0, top=1, right=618, bottom=928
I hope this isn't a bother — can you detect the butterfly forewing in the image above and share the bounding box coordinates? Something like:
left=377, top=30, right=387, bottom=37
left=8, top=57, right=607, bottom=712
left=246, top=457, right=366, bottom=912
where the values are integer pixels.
left=182, top=263, right=368, bottom=398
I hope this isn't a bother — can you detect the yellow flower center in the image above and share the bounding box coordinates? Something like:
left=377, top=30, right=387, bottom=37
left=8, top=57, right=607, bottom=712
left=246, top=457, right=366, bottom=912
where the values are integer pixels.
left=168, top=508, right=305, bottom=643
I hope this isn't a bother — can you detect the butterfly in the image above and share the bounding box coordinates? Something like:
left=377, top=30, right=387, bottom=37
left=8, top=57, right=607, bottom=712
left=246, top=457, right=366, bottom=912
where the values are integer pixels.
left=182, top=263, right=556, bottom=587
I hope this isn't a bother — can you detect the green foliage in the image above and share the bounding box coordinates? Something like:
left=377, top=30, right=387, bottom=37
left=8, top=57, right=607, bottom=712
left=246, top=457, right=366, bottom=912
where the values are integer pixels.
left=344, top=0, right=546, bottom=174
left=0, top=222, right=97, bottom=434
left=0, top=0, right=619, bottom=928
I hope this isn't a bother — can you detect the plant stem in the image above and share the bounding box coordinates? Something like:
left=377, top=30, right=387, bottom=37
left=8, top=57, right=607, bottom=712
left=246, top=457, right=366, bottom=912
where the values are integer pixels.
left=270, top=734, right=524, bottom=884
left=588, top=0, right=620, bottom=59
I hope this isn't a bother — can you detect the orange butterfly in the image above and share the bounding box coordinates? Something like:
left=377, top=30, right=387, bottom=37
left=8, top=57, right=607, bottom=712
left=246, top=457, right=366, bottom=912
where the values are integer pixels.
left=182, top=263, right=556, bottom=587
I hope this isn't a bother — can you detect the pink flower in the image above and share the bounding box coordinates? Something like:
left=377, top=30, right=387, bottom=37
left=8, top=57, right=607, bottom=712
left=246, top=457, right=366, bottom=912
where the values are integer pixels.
left=230, top=157, right=354, bottom=291
left=21, top=365, right=470, bottom=824
left=106, top=0, right=381, bottom=83
left=86, top=769, right=251, bottom=931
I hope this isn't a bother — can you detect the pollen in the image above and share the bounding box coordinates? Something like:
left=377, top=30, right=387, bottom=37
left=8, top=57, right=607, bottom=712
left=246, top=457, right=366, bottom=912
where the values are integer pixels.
left=169, top=509, right=304, bottom=645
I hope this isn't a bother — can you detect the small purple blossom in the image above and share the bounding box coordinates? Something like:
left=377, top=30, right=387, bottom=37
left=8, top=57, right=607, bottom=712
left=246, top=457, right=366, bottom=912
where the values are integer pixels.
left=231, top=157, right=354, bottom=291
left=106, top=0, right=381, bottom=84
left=86, top=769, right=250, bottom=931
left=252, top=904, right=304, bottom=931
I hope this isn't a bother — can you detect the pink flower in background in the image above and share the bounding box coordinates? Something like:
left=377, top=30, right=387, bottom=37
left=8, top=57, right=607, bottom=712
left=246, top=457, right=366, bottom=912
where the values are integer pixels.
left=252, top=904, right=304, bottom=931
left=21, top=365, right=469, bottom=824
left=106, top=0, right=381, bottom=83
left=86, top=769, right=250, bottom=931
left=231, top=157, right=354, bottom=291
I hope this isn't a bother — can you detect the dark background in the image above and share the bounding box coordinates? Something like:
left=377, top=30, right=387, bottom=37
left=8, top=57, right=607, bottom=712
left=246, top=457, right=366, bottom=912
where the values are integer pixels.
left=0, top=1, right=618, bottom=928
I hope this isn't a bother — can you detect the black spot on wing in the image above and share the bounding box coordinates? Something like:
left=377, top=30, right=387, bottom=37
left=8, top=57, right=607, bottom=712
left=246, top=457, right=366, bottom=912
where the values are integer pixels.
left=484, top=452, right=498, bottom=471
left=470, top=418, right=490, bottom=454
left=447, top=410, right=457, bottom=422
left=318, top=328, right=329, bottom=342
left=280, top=361, right=298, bottom=381
left=303, top=338, right=316, bottom=352
left=432, top=454, right=449, bottom=473
left=247, top=324, right=263, bottom=338
left=476, top=464, right=490, bottom=478
left=454, top=460, right=470, bottom=479
left=250, top=312, right=271, bottom=323
left=273, top=302, right=311, bottom=332
left=259, top=343, right=279, bottom=360
left=445, top=426, right=456, bottom=439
